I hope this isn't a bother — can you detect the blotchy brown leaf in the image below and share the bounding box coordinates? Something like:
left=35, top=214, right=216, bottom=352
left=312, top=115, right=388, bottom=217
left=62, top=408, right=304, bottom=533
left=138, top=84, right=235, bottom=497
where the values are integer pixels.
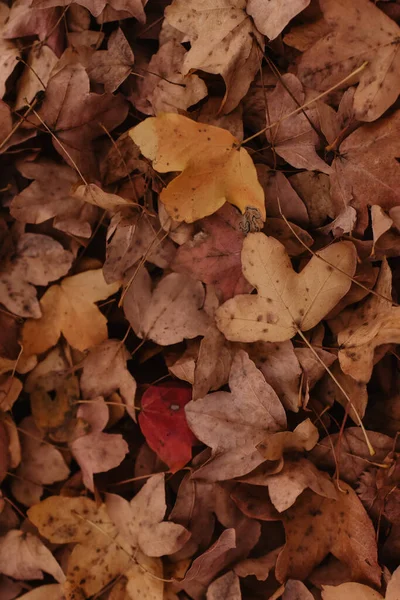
left=247, top=0, right=310, bottom=40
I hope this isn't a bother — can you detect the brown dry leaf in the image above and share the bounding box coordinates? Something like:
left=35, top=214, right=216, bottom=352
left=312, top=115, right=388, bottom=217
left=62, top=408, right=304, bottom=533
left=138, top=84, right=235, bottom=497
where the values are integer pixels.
left=30, top=374, right=80, bottom=439
left=130, top=41, right=207, bottom=115
left=276, top=483, right=380, bottom=586
left=282, top=580, right=314, bottom=599
left=257, top=165, right=309, bottom=226
left=21, top=269, right=120, bottom=358
left=322, top=582, right=383, bottom=599
left=37, top=63, right=128, bottom=178
left=371, top=207, right=394, bottom=255
left=192, top=327, right=232, bottom=401
left=216, top=232, right=356, bottom=343
left=263, top=218, right=314, bottom=257
left=317, top=362, right=368, bottom=423
left=265, top=74, right=331, bottom=173
left=123, top=268, right=210, bottom=345
left=257, top=418, right=319, bottom=461
left=125, top=551, right=164, bottom=600
left=2, top=0, right=62, bottom=51
left=0, top=10, right=19, bottom=99
left=15, top=43, right=58, bottom=111
left=0, top=530, right=65, bottom=582
left=12, top=416, right=70, bottom=506
left=106, top=473, right=190, bottom=557
left=72, top=183, right=136, bottom=210
left=80, top=339, right=137, bottom=420
left=131, top=113, right=265, bottom=223
left=104, top=211, right=176, bottom=283
left=247, top=0, right=310, bottom=40
left=330, top=111, right=400, bottom=234
left=195, top=97, right=244, bottom=141
left=15, top=585, right=64, bottom=600
left=337, top=259, right=400, bottom=383
left=185, top=350, right=287, bottom=480
left=100, top=131, right=147, bottom=185
left=289, top=171, right=333, bottom=229
left=164, top=0, right=263, bottom=113
left=0, top=232, right=73, bottom=318
left=297, top=0, right=400, bottom=122
left=206, top=570, right=241, bottom=600
left=27, top=495, right=132, bottom=599
left=87, top=28, right=134, bottom=92
left=0, top=375, right=22, bottom=411
left=172, top=203, right=252, bottom=302
left=32, top=0, right=146, bottom=20
left=11, top=160, right=98, bottom=238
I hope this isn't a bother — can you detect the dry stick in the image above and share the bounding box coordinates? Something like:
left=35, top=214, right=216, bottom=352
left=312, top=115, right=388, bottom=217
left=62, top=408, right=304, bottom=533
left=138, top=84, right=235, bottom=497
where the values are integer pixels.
left=296, top=328, right=375, bottom=455
left=240, top=61, right=369, bottom=147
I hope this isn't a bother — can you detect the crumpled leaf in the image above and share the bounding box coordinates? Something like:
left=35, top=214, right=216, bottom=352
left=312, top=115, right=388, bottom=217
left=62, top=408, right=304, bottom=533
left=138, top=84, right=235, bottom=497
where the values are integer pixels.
left=165, top=0, right=263, bottom=113
left=21, top=269, right=120, bottom=357
left=131, top=113, right=265, bottom=223
left=87, top=28, right=134, bottom=92
left=297, top=0, right=400, bottom=122
left=138, top=382, right=196, bottom=472
left=37, top=63, right=128, bottom=178
left=247, top=0, right=309, bottom=40
left=80, top=339, right=137, bottom=419
left=130, top=41, right=208, bottom=115
left=11, top=160, right=98, bottom=238
left=0, top=233, right=73, bottom=318
left=276, top=482, right=381, bottom=586
left=216, top=232, right=356, bottom=343
left=0, top=530, right=65, bottom=582
left=172, top=203, right=252, bottom=301
left=185, top=350, right=287, bottom=480
left=27, top=496, right=132, bottom=599
left=337, top=259, right=400, bottom=383
left=106, top=473, right=190, bottom=556
left=123, top=267, right=210, bottom=345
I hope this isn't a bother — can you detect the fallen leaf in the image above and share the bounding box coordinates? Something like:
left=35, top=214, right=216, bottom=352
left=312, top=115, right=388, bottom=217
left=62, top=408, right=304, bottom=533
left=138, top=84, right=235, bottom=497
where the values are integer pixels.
left=297, top=0, right=400, bottom=122
left=216, top=232, right=356, bottom=343
left=172, top=203, right=252, bottom=301
left=87, top=28, right=134, bottom=92
left=247, top=0, right=309, bottom=40
left=289, top=171, right=334, bottom=228
left=206, top=570, right=241, bottom=600
left=0, top=530, right=65, bottom=582
left=139, top=382, right=196, bottom=472
left=123, top=268, right=210, bottom=345
left=321, top=582, right=383, bottom=600
left=21, top=269, right=120, bottom=357
left=15, top=585, right=64, bottom=600
left=257, top=165, right=309, bottom=226
left=192, top=327, right=232, bottom=400
left=131, top=113, right=265, bottom=223
left=3, top=0, right=62, bottom=54
left=164, top=0, right=263, bottom=113
left=276, top=483, right=380, bottom=585
left=125, top=551, right=164, bottom=600
left=337, top=259, right=400, bottom=383
left=257, top=419, right=319, bottom=461
left=106, top=473, right=190, bottom=556
left=30, top=375, right=80, bottom=439
left=0, top=232, right=73, bottom=318
left=185, top=350, right=287, bottom=480
left=31, top=0, right=146, bottom=20
left=317, top=362, right=368, bottom=423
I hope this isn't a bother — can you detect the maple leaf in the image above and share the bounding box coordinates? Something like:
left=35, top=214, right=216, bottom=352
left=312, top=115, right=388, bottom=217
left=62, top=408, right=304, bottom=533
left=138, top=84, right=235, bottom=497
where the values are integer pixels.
left=15, top=43, right=58, bottom=111
left=172, top=204, right=252, bottom=301
left=37, top=63, right=129, bottom=178
left=185, top=350, right=287, bottom=480
left=275, top=483, right=381, bottom=586
left=21, top=269, right=120, bottom=358
left=106, top=473, right=190, bottom=556
left=2, top=0, right=62, bottom=54
left=30, top=0, right=146, bottom=20
left=130, top=41, right=208, bottom=115
left=70, top=397, right=129, bottom=491
left=87, top=28, right=134, bottom=93
left=27, top=496, right=132, bottom=599
left=337, top=259, right=400, bottom=383
left=139, top=382, right=196, bottom=472
left=192, top=326, right=232, bottom=400
left=216, top=232, right=356, bottom=343
left=247, top=0, right=310, bottom=40
left=164, top=0, right=263, bottom=113
left=297, top=0, right=400, bottom=122
left=131, top=113, right=265, bottom=223
left=0, top=232, right=73, bottom=319
left=257, top=418, right=319, bottom=461
left=330, top=110, right=400, bottom=234
left=123, top=267, right=210, bottom=345
left=11, top=160, right=98, bottom=238
left=0, top=530, right=65, bottom=582
left=264, top=74, right=331, bottom=173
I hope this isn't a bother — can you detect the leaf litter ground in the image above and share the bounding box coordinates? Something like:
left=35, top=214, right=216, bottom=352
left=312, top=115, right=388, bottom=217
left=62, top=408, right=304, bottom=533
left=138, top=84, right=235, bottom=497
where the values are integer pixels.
left=2, top=1, right=400, bottom=599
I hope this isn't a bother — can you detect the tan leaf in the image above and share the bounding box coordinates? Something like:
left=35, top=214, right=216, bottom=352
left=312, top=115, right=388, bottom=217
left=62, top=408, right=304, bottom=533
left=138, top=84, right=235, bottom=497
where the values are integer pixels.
left=216, top=233, right=356, bottom=343
left=72, top=183, right=135, bottom=210
left=338, top=259, right=400, bottom=382
left=15, top=43, right=58, bottom=111
left=131, top=113, right=265, bottom=223
left=192, top=327, right=232, bottom=400
left=322, top=582, right=383, bottom=600
left=21, top=269, right=120, bottom=357
left=206, top=571, right=241, bottom=600
left=15, top=585, right=64, bottom=600
left=317, top=362, right=368, bottom=423
left=257, top=419, right=319, bottom=461
left=164, top=0, right=263, bottom=113
left=297, top=0, right=400, bottom=121
left=123, top=269, right=210, bottom=345
left=0, top=530, right=65, bottom=582
left=106, top=473, right=190, bottom=557
left=247, top=0, right=309, bottom=40
left=185, top=350, right=287, bottom=480
left=276, top=483, right=380, bottom=586
left=126, top=551, right=164, bottom=600
left=283, top=580, right=314, bottom=600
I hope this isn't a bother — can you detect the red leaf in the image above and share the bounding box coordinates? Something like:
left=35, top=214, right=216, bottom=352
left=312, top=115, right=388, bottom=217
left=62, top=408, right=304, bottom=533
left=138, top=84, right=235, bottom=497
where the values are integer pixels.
left=139, top=382, right=197, bottom=472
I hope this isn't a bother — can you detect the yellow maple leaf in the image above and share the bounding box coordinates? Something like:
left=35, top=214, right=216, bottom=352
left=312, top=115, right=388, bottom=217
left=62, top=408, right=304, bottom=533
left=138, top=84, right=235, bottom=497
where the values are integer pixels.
left=130, top=113, right=265, bottom=223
